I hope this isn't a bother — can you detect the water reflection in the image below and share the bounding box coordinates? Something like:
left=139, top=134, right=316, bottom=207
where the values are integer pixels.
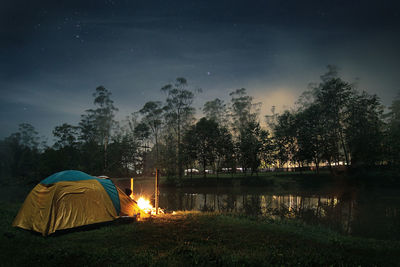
left=112, top=179, right=400, bottom=240
left=158, top=191, right=399, bottom=240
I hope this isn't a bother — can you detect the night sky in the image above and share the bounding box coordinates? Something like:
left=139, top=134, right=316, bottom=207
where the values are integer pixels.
left=1, top=0, right=400, bottom=142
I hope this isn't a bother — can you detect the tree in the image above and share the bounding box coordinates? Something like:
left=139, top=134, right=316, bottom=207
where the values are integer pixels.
left=229, top=88, right=261, bottom=133
left=16, top=123, right=40, bottom=149
left=78, top=110, right=98, bottom=144
left=385, top=94, right=400, bottom=165
left=77, top=110, right=102, bottom=174
left=345, top=92, right=384, bottom=166
left=53, top=123, right=79, bottom=149
left=162, top=77, right=196, bottom=179
left=112, top=115, right=143, bottom=175
left=185, top=118, right=219, bottom=178
left=133, top=122, right=151, bottom=173
left=273, top=111, right=297, bottom=169
left=229, top=88, right=262, bottom=173
left=203, top=98, right=227, bottom=126
left=47, top=123, right=81, bottom=173
left=316, top=74, right=353, bottom=166
left=92, top=86, right=118, bottom=171
left=259, top=129, right=276, bottom=171
left=295, top=104, right=324, bottom=173
left=182, top=126, right=198, bottom=178
left=139, top=101, right=164, bottom=166
left=214, top=125, right=234, bottom=176
left=238, top=120, right=263, bottom=175
left=0, top=123, right=41, bottom=182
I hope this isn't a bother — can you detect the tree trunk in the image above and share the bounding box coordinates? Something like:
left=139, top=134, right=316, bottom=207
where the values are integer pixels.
left=155, top=133, right=159, bottom=168
left=327, top=158, right=333, bottom=174
left=203, top=157, right=206, bottom=179
left=177, top=117, right=182, bottom=180
left=338, top=128, right=350, bottom=167
left=315, top=160, right=320, bottom=175
left=104, top=137, right=108, bottom=172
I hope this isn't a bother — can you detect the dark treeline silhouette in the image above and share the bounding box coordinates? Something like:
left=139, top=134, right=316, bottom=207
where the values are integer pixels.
left=1, top=67, right=399, bottom=183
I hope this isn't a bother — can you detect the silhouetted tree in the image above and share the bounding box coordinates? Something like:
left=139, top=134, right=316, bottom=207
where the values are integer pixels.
left=238, top=120, right=263, bottom=175
left=184, top=118, right=219, bottom=178
left=273, top=111, right=297, bottom=169
left=0, top=123, right=41, bottom=182
left=229, top=88, right=262, bottom=173
left=92, top=86, right=118, bottom=171
left=385, top=94, right=400, bottom=165
left=345, top=92, right=384, bottom=166
left=203, top=98, right=228, bottom=126
left=162, top=77, right=196, bottom=179
left=295, top=104, right=324, bottom=173
left=139, top=101, right=164, bottom=167
left=53, top=123, right=79, bottom=149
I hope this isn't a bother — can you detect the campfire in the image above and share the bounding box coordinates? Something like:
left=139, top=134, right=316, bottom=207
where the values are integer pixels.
left=130, top=195, right=164, bottom=215
left=128, top=172, right=164, bottom=216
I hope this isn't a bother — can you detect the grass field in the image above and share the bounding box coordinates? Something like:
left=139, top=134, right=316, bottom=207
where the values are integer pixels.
left=1, top=201, right=400, bottom=266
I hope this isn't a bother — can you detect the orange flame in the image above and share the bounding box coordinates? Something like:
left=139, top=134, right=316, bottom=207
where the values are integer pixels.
left=132, top=196, right=164, bottom=215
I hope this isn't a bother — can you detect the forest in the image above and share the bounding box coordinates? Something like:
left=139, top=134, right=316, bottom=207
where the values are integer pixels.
left=1, top=66, right=399, bottom=183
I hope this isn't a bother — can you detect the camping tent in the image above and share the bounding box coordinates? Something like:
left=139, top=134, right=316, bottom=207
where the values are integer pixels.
left=13, top=170, right=147, bottom=236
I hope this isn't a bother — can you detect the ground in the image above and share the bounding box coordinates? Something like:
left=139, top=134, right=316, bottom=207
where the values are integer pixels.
left=1, top=202, right=399, bottom=266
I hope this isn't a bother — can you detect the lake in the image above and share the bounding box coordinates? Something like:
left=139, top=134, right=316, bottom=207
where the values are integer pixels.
left=114, top=178, right=400, bottom=241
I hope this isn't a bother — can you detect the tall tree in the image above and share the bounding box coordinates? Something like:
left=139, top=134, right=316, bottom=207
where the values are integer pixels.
left=385, top=94, right=400, bottom=165
left=273, top=111, right=297, bottom=169
left=259, top=129, right=276, bottom=171
left=0, top=123, right=41, bottom=182
left=92, top=86, right=118, bottom=171
left=133, top=122, right=151, bottom=173
left=215, top=125, right=234, bottom=176
left=315, top=72, right=353, bottom=166
left=295, top=104, right=324, bottom=173
left=114, top=115, right=143, bottom=175
left=184, top=118, right=219, bottom=178
left=45, top=123, right=81, bottom=173
left=162, top=77, right=196, bottom=179
left=345, top=92, right=384, bottom=166
left=229, top=88, right=261, bottom=133
left=203, top=98, right=227, bottom=126
left=229, top=88, right=262, bottom=173
left=17, top=123, right=40, bottom=150
left=53, top=123, right=79, bottom=149
left=139, top=101, right=164, bottom=166
left=78, top=110, right=97, bottom=144
left=238, top=120, right=263, bottom=175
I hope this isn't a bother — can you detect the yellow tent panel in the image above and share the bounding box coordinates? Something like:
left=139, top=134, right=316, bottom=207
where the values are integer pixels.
left=13, top=180, right=118, bottom=235
left=12, top=170, right=149, bottom=236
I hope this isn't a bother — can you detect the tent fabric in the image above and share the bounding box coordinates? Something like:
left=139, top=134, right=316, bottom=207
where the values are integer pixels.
left=12, top=170, right=147, bottom=236
left=116, top=186, right=144, bottom=217
left=41, top=170, right=121, bottom=215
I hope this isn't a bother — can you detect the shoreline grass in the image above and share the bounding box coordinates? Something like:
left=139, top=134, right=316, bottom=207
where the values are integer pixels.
left=1, top=202, right=399, bottom=266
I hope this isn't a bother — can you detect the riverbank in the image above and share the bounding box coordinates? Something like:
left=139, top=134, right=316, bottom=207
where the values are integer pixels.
left=1, top=202, right=399, bottom=266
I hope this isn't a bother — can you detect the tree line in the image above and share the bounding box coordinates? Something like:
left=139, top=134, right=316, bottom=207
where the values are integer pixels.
left=1, top=66, right=399, bottom=183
